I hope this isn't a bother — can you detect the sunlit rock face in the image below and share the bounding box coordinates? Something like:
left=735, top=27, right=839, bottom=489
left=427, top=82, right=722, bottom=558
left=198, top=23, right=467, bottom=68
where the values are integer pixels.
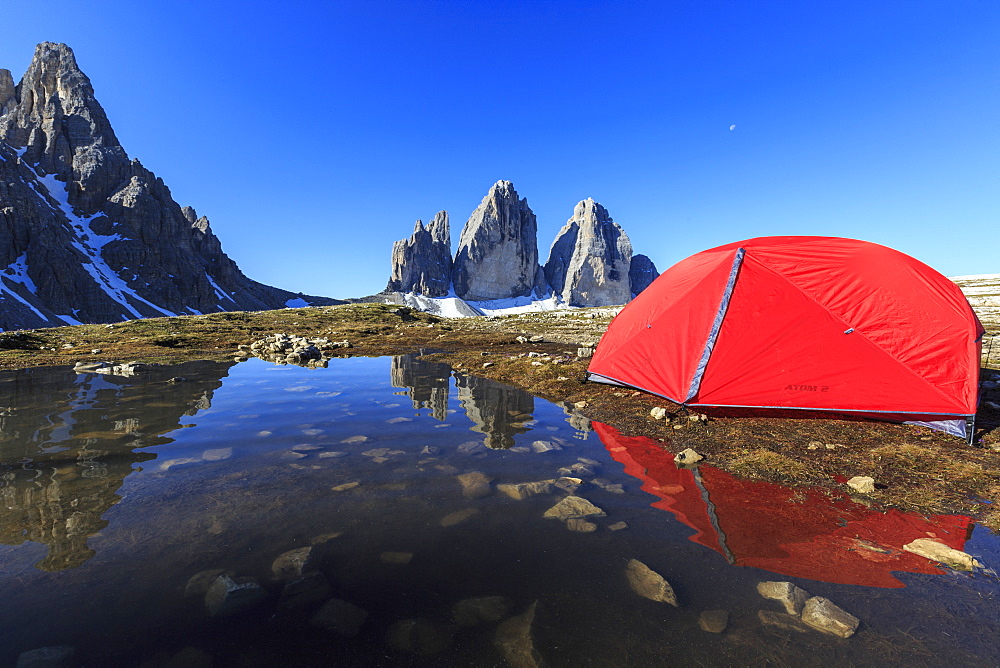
left=452, top=181, right=543, bottom=301
left=544, top=199, right=632, bottom=307
left=0, top=42, right=334, bottom=331
left=388, top=211, right=452, bottom=297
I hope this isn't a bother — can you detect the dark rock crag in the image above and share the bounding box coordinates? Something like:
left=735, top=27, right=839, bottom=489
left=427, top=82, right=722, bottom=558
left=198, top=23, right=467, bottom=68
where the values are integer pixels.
left=628, top=253, right=660, bottom=297
left=0, top=42, right=335, bottom=331
left=387, top=211, right=452, bottom=297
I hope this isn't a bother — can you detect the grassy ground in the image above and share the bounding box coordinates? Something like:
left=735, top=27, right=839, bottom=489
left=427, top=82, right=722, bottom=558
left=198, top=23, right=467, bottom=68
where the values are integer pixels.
left=3, top=302, right=999, bottom=531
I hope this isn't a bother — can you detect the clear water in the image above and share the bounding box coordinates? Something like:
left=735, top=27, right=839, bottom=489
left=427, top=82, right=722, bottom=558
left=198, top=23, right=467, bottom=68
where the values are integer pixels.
left=0, top=355, right=997, bottom=666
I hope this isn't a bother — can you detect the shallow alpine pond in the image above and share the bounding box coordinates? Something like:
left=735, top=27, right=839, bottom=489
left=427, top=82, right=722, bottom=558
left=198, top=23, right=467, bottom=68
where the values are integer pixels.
left=1, top=354, right=998, bottom=666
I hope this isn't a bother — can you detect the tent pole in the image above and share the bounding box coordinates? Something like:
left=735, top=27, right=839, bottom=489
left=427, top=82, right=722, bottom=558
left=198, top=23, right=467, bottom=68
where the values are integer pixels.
left=967, top=415, right=976, bottom=446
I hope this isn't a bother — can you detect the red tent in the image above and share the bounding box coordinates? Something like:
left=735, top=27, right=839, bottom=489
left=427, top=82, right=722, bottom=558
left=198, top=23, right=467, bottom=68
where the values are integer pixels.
left=595, top=422, right=974, bottom=588
left=589, top=237, right=984, bottom=438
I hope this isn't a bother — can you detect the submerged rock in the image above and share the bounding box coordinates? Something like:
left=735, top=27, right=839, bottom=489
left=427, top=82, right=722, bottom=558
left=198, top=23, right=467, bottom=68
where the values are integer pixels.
left=494, top=601, right=546, bottom=668
left=279, top=572, right=332, bottom=610
left=15, top=646, right=75, bottom=668
left=542, top=496, right=605, bottom=520
left=185, top=569, right=227, bottom=598
left=453, top=596, right=513, bottom=626
left=698, top=610, right=729, bottom=633
left=758, top=610, right=812, bottom=634
left=272, top=546, right=314, bottom=581
left=800, top=596, right=860, bottom=638
left=311, top=598, right=369, bottom=636
left=902, top=538, right=981, bottom=571
left=497, top=480, right=554, bottom=500
left=440, top=508, right=480, bottom=527
left=566, top=519, right=597, bottom=532
left=757, top=581, right=810, bottom=616
left=457, top=471, right=493, bottom=498
left=387, top=618, right=454, bottom=656
left=204, top=575, right=267, bottom=617
left=625, top=559, right=678, bottom=606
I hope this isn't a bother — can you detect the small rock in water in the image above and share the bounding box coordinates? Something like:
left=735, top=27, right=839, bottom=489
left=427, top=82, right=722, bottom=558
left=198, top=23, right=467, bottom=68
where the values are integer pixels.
left=625, top=559, right=678, bottom=606
left=566, top=518, right=598, bottom=532
left=15, top=646, right=76, bottom=668
left=280, top=572, right=332, bottom=610
left=440, top=508, right=480, bottom=527
left=543, top=495, right=605, bottom=520
left=757, top=581, right=811, bottom=616
left=902, top=538, right=981, bottom=571
left=159, top=457, right=200, bottom=471
left=758, top=610, right=812, bottom=633
left=699, top=609, right=729, bottom=633
left=497, top=480, right=554, bottom=500
left=386, top=417, right=412, bottom=424
left=591, top=478, right=625, bottom=494
left=204, top=575, right=267, bottom=617
left=800, top=596, right=860, bottom=638
left=457, top=471, right=492, bottom=498
left=387, top=618, right=453, bottom=656
left=362, top=447, right=391, bottom=457
left=494, top=601, right=545, bottom=668
left=292, top=444, right=322, bottom=452
left=673, top=448, right=703, bottom=465
left=331, top=481, right=360, bottom=491
left=608, top=521, right=629, bottom=531
left=453, top=596, right=513, bottom=626
left=340, top=435, right=369, bottom=444
left=165, top=646, right=213, bottom=667
left=311, top=598, right=369, bottom=636
left=381, top=551, right=414, bottom=565
left=202, top=447, right=233, bottom=461
left=531, top=440, right=561, bottom=453
left=185, top=568, right=227, bottom=598
left=846, top=476, right=875, bottom=494
left=272, top=546, right=314, bottom=581
left=420, top=445, right=440, bottom=456
left=558, top=462, right=594, bottom=477
left=553, top=477, right=583, bottom=493
left=319, top=451, right=348, bottom=459
left=310, top=532, right=343, bottom=545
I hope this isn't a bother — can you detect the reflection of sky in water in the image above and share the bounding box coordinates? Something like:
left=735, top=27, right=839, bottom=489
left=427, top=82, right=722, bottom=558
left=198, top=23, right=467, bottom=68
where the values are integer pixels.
left=0, top=356, right=996, bottom=665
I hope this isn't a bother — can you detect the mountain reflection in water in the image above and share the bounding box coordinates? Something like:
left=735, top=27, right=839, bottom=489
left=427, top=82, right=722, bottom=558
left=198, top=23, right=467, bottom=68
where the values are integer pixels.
left=595, top=422, right=974, bottom=588
left=0, top=361, right=234, bottom=570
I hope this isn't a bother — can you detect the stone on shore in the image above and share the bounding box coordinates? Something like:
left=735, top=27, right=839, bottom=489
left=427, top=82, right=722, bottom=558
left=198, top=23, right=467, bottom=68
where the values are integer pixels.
left=625, top=559, right=678, bottom=606
left=846, top=476, right=875, bottom=494
left=673, top=448, right=703, bottom=465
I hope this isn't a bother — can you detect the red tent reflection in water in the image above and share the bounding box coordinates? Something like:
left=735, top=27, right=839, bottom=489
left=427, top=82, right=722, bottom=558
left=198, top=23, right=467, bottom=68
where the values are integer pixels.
left=594, top=422, right=974, bottom=588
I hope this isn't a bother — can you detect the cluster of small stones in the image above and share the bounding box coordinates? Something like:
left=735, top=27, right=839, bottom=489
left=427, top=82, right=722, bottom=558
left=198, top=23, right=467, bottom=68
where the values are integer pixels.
left=241, top=333, right=352, bottom=367
left=73, top=360, right=156, bottom=377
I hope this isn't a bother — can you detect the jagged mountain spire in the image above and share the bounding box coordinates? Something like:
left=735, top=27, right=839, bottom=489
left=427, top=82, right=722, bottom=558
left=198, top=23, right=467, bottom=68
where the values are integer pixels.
left=452, top=180, right=544, bottom=301
left=387, top=210, right=452, bottom=297
left=544, top=198, right=632, bottom=306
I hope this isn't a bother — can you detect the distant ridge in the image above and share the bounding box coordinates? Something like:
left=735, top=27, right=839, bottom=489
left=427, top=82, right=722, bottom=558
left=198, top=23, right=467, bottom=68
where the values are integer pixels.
left=0, top=43, right=338, bottom=331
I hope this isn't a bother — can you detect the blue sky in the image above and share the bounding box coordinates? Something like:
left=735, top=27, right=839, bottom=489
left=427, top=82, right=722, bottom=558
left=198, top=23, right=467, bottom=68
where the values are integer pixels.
left=1, top=1, right=997, bottom=298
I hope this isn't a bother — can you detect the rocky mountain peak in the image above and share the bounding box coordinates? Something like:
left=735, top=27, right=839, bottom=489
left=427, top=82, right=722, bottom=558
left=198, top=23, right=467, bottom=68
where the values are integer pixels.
left=0, top=42, right=335, bottom=331
left=544, top=198, right=632, bottom=306
left=387, top=211, right=452, bottom=297
left=452, top=180, right=542, bottom=301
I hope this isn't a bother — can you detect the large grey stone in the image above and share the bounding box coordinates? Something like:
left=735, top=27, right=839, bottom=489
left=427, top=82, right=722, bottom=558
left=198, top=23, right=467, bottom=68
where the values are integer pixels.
left=204, top=575, right=267, bottom=617
left=542, top=495, right=605, bottom=520
left=272, top=546, right=314, bottom=581
left=902, top=538, right=981, bottom=571
left=757, top=581, right=811, bottom=616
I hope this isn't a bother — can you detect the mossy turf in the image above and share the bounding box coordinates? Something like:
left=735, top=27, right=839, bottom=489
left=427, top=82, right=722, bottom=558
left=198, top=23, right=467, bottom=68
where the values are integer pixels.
left=3, top=303, right=1000, bottom=530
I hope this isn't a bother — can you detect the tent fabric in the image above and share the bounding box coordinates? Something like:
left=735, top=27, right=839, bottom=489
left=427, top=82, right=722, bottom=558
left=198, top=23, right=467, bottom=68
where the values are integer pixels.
left=589, top=236, right=983, bottom=436
left=595, top=422, right=974, bottom=588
